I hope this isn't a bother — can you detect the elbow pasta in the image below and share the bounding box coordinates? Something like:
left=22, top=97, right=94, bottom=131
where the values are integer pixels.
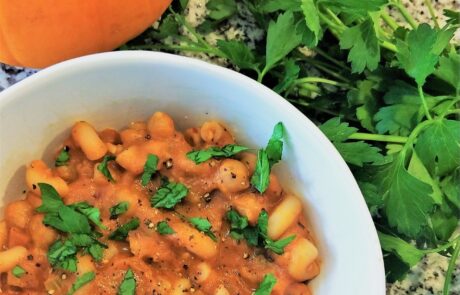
left=0, top=112, right=320, bottom=294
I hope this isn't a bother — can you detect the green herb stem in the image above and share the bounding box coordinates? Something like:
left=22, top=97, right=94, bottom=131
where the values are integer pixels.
left=314, top=48, right=349, bottom=71
left=348, top=133, right=408, bottom=144
left=418, top=85, right=433, bottom=120
left=324, top=8, right=347, bottom=31
left=380, top=12, right=399, bottom=31
left=423, top=0, right=440, bottom=28
left=443, top=240, right=460, bottom=295
left=400, top=119, right=435, bottom=156
left=298, top=83, right=322, bottom=93
left=423, top=236, right=460, bottom=254
left=380, top=40, right=398, bottom=53
left=294, top=77, right=352, bottom=89
left=303, top=60, right=351, bottom=83
left=131, top=44, right=225, bottom=58
left=390, top=1, right=418, bottom=29
left=318, top=13, right=344, bottom=38
left=443, top=109, right=460, bottom=116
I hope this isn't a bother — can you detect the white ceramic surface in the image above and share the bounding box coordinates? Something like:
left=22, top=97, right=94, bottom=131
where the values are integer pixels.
left=0, top=51, right=385, bottom=294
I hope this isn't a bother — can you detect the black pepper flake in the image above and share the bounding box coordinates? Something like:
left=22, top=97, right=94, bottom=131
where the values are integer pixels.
left=145, top=134, right=151, bottom=140
left=230, top=172, right=237, bottom=179
left=35, top=263, right=41, bottom=268
left=183, top=264, right=189, bottom=270
left=64, top=145, right=70, bottom=152
left=32, top=184, right=37, bottom=190
left=27, top=255, right=34, bottom=261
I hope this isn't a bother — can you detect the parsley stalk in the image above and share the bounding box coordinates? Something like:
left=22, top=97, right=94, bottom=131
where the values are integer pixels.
left=443, top=240, right=460, bottom=295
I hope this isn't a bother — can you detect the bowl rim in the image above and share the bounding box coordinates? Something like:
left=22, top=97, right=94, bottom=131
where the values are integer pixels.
left=0, top=51, right=386, bottom=293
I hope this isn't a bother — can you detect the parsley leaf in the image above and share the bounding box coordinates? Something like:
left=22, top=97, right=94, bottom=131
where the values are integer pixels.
left=187, top=144, right=248, bottom=164
left=70, top=202, right=107, bottom=230
left=273, top=59, right=300, bottom=94
left=227, top=209, right=294, bottom=254
left=97, top=155, right=116, bottom=182
left=251, top=122, right=285, bottom=193
left=55, top=146, right=70, bottom=167
left=378, top=232, right=425, bottom=267
left=156, top=221, right=175, bottom=235
left=206, top=0, right=237, bottom=22
left=110, top=202, right=130, bottom=219
left=108, top=218, right=140, bottom=241
left=43, top=206, right=92, bottom=234
left=265, top=235, right=296, bottom=255
left=226, top=209, right=249, bottom=230
left=415, top=119, right=460, bottom=176
left=48, top=239, right=78, bottom=272
left=35, top=183, right=64, bottom=213
left=251, top=149, right=271, bottom=193
left=408, top=151, right=443, bottom=204
left=265, top=11, right=303, bottom=72
left=266, top=122, right=284, bottom=168
left=188, top=217, right=217, bottom=241
left=118, top=268, right=136, bottom=295
left=319, top=118, right=384, bottom=166
left=347, top=79, right=378, bottom=132
left=319, top=0, right=387, bottom=17
left=374, top=157, right=435, bottom=238
left=374, top=82, right=431, bottom=136
left=436, top=51, right=460, bottom=94
left=340, top=18, right=380, bottom=73
left=68, top=271, right=95, bottom=295
left=257, top=210, right=269, bottom=239
left=396, top=24, right=453, bottom=86
left=254, top=273, right=277, bottom=295
left=141, top=154, right=159, bottom=186
left=151, top=182, right=189, bottom=209
left=12, top=265, right=26, bottom=278
left=300, top=0, right=321, bottom=46
left=217, top=40, right=258, bottom=71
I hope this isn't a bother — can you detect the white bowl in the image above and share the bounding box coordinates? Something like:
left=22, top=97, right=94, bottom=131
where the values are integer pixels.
left=0, top=51, right=385, bottom=294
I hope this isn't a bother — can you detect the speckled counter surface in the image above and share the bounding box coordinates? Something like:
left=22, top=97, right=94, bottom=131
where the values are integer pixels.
left=1, top=0, right=459, bottom=294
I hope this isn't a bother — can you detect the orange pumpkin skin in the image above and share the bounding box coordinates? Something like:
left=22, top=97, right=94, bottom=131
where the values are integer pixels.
left=0, top=0, right=172, bottom=68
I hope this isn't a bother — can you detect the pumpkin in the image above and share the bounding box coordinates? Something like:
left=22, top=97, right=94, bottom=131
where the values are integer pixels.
left=0, top=0, right=172, bottom=68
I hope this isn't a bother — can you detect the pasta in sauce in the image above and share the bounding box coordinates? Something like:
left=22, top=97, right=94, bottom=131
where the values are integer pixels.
left=0, top=112, right=320, bottom=295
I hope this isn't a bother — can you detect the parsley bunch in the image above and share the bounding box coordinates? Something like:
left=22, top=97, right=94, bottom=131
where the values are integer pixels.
left=123, top=0, right=460, bottom=291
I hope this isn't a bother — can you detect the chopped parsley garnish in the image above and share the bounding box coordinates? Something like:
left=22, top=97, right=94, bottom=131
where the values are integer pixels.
left=55, top=146, right=70, bottom=167
left=150, top=181, right=188, bottom=209
left=36, top=183, right=107, bottom=271
left=11, top=265, right=26, bottom=278
left=140, top=154, right=159, bottom=186
left=254, top=273, right=277, bottom=295
left=251, top=123, right=284, bottom=193
left=67, top=271, right=95, bottom=295
left=108, top=218, right=140, bottom=241
left=156, top=221, right=175, bottom=235
left=226, top=209, right=294, bottom=255
left=187, top=144, right=249, bottom=164
left=109, top=202, right=129, bottom=219
left=117, top=268, right=136, bottom=295
left=188, top=217, right=217, bottom=241
left=48, top=239, right=78, bottom=272
left=70, top=202, right=107, bottom=230
left=97, top=155, right=116, bottom=182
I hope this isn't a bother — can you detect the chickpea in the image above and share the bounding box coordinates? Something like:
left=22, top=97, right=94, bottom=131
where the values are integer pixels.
left=217, top=159, right=250, bottom=193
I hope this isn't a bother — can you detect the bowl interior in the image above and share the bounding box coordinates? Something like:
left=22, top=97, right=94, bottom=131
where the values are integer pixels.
left=0, top=51, right=384, bottom=294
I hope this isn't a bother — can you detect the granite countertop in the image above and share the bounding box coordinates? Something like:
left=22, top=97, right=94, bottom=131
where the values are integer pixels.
left=1, top=0, right=459, bottom=294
